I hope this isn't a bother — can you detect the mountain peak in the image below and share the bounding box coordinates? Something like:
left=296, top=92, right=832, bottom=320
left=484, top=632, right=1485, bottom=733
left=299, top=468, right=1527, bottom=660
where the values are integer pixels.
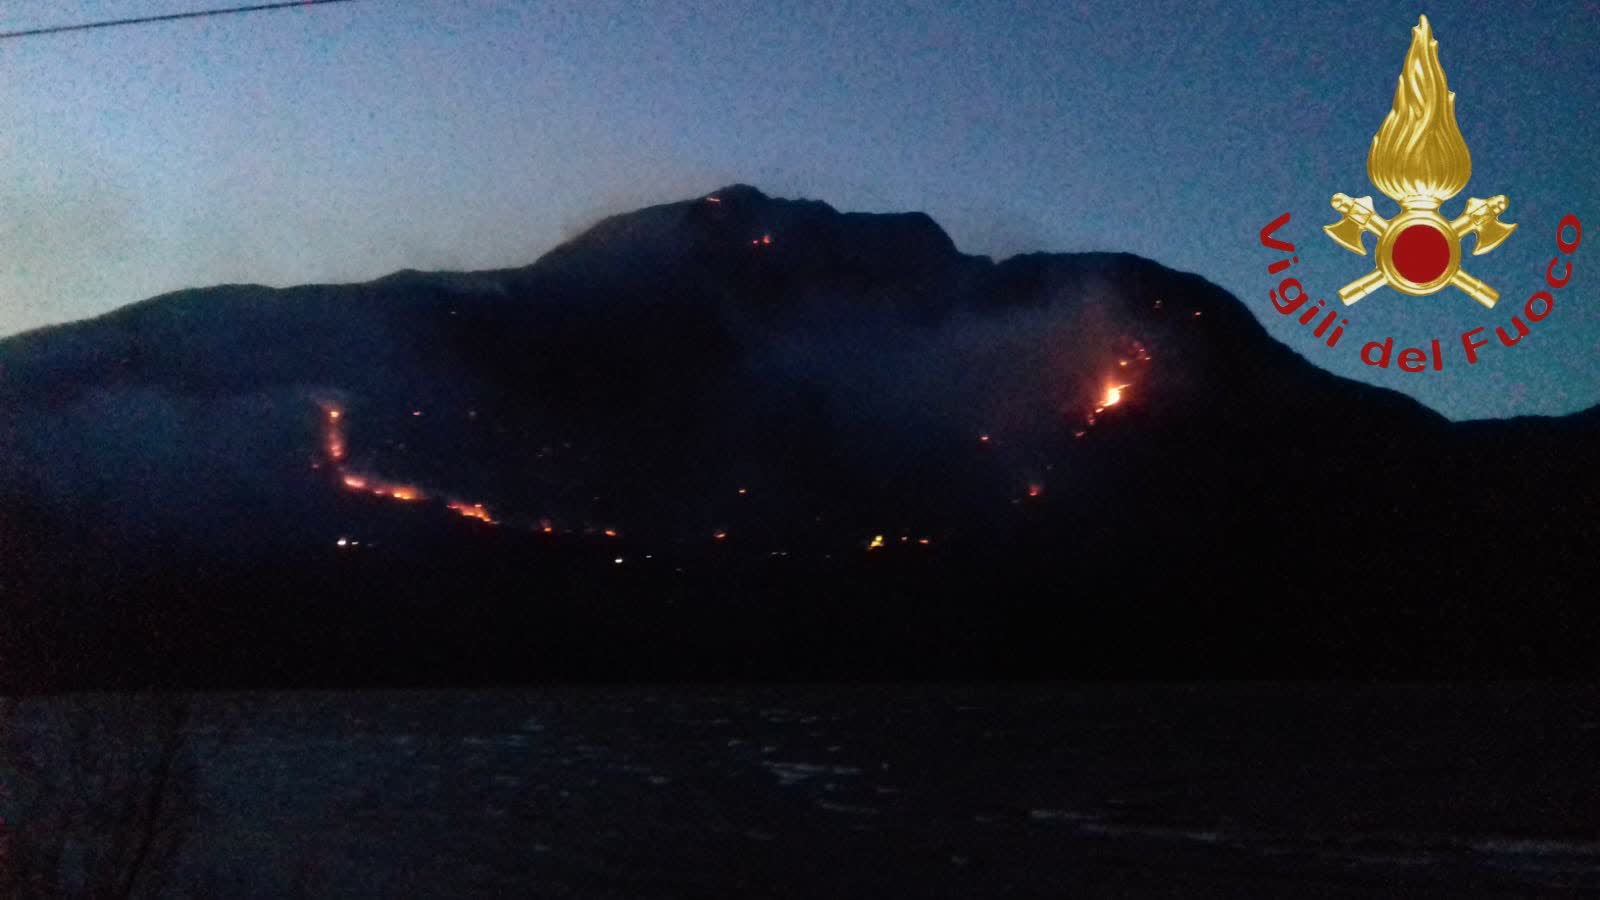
left=703, top=183, right=769, bottom=203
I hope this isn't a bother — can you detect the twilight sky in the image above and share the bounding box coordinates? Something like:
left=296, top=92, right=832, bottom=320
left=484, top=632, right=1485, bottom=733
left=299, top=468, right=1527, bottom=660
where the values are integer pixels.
left=2, top=0, right=1595, bottom=420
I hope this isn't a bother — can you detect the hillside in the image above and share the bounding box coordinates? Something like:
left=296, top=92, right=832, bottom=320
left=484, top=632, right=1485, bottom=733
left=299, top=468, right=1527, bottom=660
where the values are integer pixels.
left=2, top=186, right=1595, bottom=690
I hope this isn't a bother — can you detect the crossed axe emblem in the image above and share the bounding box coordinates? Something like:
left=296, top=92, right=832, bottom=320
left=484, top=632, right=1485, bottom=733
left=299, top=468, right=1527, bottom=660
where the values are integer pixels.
left=1324, top=193, right=1517, bottom=308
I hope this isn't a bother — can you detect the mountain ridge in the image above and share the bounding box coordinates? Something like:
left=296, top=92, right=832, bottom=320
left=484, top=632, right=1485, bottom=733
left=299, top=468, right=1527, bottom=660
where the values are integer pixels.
left=2, top=184, right=1456, bottom=427
left=1, top=185, right=1595, bottom=689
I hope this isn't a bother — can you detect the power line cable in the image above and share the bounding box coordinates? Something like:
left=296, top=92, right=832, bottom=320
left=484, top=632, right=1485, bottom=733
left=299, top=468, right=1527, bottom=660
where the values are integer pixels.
left=0, top=0, right=363, bottom=41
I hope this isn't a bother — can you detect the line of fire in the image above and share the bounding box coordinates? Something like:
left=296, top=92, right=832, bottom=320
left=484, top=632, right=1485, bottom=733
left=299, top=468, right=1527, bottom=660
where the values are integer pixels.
left=300, top=206, right=1171, bottom=558
left=310, top=373, right=1152, bottom=556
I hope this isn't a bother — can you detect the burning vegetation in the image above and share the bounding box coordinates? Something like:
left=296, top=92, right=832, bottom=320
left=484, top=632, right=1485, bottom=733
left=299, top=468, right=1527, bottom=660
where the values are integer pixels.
left=1075, top=336, right=1152, bottom=430
left=310, top=326, right=1157, bottom=557
left=447, top=501, right=495, bottom=524
left=318, top=403, right=493, bottom=527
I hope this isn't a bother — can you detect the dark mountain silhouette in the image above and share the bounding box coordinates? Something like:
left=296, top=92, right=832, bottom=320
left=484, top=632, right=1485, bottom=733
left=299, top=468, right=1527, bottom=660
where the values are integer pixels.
left=2, top=185, right=1596, bottom=691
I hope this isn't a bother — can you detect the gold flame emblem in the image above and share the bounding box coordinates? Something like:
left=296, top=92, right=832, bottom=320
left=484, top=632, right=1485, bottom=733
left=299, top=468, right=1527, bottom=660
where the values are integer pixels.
left=1323, top=16, right=1516, bottom=308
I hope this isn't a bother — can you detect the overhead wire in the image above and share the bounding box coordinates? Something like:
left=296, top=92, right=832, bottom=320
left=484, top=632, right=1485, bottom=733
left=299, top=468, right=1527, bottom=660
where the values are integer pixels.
left=0, top=0, right=363, bottom=41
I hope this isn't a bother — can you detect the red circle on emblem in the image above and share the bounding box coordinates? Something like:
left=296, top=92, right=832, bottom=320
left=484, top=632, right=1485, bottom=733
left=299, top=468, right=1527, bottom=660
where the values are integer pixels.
left=1391, top=223, right=1451, bottom=285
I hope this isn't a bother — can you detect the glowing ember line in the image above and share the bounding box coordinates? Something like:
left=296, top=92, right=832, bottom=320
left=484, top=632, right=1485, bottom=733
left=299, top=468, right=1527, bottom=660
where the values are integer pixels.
left=322, top=405, right=348, bottom=461
left=447, top=500, right=495, bottom=524
left=319, top=403, right=494, bottom=527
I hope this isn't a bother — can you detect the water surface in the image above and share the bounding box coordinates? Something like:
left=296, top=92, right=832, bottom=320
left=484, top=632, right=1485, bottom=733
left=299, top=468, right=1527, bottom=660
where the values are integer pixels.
left=10, top=684, right=1599, bottom=897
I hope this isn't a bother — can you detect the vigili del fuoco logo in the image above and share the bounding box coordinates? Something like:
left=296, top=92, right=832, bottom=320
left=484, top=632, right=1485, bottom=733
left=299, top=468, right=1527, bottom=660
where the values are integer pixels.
left=1257, top=15, right=1582, bottom=373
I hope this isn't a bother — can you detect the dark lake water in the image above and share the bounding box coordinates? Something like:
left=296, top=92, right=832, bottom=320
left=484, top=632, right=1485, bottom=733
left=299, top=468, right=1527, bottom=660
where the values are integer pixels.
left=6, top=684, right=1600, bottom=897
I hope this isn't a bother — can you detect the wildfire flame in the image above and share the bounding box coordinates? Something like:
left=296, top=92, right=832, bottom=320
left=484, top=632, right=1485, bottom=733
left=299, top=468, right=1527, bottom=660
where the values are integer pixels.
left=348, top=477, right=424, bottom=502
left=319, top=403, right=495, bottom=527
left=1092, top=383, right=1130, bottom=416
left=447, top=501, right=495, bottom=524
left=1367, top=15, right=1471, bottom=209
left=323, top=406, right=347, bottom=461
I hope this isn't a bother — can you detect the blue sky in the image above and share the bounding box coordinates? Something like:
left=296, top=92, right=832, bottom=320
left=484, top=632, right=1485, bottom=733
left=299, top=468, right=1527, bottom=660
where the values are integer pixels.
left=2, top=0, right=1595, bottom=419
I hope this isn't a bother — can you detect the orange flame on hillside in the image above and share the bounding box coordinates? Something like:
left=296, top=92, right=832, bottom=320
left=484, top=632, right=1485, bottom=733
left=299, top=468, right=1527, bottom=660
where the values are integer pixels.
left=447, top=501, right=495, bottom=524
left=341, top=473, right=425, bottom=502
left=319, top=403, right=495, bottom=527
left=323, top=405, right=348, bottom=461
